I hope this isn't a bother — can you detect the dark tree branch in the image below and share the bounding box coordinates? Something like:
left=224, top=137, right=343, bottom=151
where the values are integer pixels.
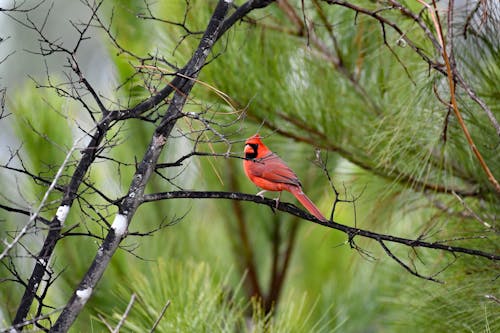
left=0, top=0, right=45, bottom=13
left=12, top=116, right=112, bottom=328
left=0, top=204, right=50, bottom=225
left=379, top=240, right=441, bottom=283
left=137, top=0, right=201, bottom=35
left=50, top=1, right=234, bottom=331
left=218, top=0, right=277, bottom=37
left=141, top=191, right=500, bottom=262
left=2, top=0, right=497, bottom=331
left=1, top=308, right=62, bottom=333
left=112, top=0, right=278, bottom=121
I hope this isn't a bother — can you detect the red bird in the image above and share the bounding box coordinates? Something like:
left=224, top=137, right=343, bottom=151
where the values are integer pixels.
left=243, top=134, right=328, bottom=222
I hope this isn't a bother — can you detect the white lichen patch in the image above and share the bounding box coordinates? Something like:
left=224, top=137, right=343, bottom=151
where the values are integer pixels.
left=76, top=287, right=92, bottom=303
left=56, top=205, right=70, bottom=223
left=111, top=214, right=128, bottom=236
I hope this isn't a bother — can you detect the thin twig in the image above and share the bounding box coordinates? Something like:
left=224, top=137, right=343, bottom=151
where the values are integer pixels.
left=0, top=137, right=80, bottom=261
left=379, top=240, right=442, bottom=283
left=451, top=191, right=492, bottom=229
left=112, top=293, right=136, bottom=333
left=98, top=313, right=114, bottom=332
left=149, top=300, right=171, bottom=333
left=0, top=307, right=63, bottom=333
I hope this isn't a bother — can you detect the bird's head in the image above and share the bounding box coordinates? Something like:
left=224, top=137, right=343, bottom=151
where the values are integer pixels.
left=244, top=134, right=265, bottom=159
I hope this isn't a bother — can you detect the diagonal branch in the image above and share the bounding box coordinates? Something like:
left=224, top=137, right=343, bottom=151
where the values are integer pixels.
left=379, top=240, right=441, bottom=283
left=142, top=191, right=500, bottom=262
left=111, top=293, right=136, bottom=333
left=50, top=1, right=234, bottom=331
left=113, top=0, right=278, bottom=121
left=149, top=299, right=171, bottom=333
left=12, top=116, right=112, bottom=329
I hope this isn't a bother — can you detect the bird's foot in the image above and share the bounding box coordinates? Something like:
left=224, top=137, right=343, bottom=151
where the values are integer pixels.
left=256, top=190, right=267, bottom=199
left=273, top=192, right=282, bottom=209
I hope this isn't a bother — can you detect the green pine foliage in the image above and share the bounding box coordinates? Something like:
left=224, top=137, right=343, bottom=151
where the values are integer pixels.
left=96, top=259, right=344, bottom=332
left=0, top=0, right=498, bottom=332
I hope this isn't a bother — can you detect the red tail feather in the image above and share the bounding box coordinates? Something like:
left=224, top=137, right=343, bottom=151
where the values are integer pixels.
left=289, top=187, right=327, bottom=222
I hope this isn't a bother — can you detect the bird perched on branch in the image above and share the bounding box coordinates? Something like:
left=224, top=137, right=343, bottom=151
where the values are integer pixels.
left=243, top=134, right=328, bottom=222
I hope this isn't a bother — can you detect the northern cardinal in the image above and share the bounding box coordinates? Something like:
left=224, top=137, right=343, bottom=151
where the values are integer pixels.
left=243, top=134, right=328, bottom=222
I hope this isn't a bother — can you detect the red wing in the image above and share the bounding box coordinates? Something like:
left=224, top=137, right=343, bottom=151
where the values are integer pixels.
left=252, top=153, right=301, bottom=187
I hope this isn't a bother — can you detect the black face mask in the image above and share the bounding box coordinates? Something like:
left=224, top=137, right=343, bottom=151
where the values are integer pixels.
left=245, top=143, right=258, bottom=159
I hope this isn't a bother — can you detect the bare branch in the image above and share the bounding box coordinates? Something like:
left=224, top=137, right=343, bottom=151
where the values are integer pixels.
left=0, top=307, right=62, bottom=333
left=12, top=115, right=113, bottom=328
left=0, top=137, right=80, bottom=261
left=51, top=2, right=235, bottom=330
left=379, top=240, right=442, bottom=283
left=112, top=293, right=136, bottom=333
left=149, top=300, right=171, bottom=333
left=141, top=190, right=500, bottom=262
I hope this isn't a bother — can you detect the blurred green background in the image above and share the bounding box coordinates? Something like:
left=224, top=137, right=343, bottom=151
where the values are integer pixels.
left=0, top=0, right=498, bottom=332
